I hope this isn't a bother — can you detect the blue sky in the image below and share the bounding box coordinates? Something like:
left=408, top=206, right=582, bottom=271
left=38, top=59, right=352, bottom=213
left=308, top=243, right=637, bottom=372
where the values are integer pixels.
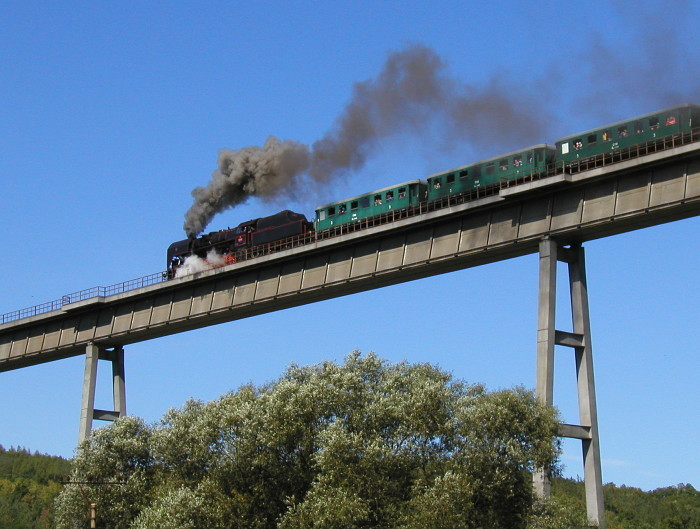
left=1, top=1, right=698, bottom=491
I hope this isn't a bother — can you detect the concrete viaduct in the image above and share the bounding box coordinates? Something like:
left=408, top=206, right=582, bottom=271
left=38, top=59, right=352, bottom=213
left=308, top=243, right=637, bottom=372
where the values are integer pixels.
left=2, top=141, right=700, bottom=527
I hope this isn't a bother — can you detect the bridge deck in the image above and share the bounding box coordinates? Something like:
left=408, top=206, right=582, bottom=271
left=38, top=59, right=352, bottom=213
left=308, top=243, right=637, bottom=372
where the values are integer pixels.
left=1, top=143, right=699, bottom=371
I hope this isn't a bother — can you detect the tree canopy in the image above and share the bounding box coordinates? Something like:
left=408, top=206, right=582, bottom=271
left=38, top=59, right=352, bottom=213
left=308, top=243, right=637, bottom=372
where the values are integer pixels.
left=54, top=352, right=569, bottom=529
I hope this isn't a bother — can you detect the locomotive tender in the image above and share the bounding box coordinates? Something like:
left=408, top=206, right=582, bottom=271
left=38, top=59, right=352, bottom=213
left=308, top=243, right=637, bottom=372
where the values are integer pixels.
left=168, top=103, right=700, bottom=277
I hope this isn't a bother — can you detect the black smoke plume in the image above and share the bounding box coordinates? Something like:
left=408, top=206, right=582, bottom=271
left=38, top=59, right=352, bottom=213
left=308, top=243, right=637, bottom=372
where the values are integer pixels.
left=183, top=44, right=545, bottom=237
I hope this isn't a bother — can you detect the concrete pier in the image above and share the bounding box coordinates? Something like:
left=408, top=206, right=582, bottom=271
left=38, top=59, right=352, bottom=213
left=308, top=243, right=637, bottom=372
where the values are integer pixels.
left=78, top=344, right=126, bottom=443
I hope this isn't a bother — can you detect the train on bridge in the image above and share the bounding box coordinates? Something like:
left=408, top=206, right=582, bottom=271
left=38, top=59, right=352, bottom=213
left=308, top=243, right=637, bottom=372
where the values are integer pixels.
left=167, top=103, right=700, bottom=278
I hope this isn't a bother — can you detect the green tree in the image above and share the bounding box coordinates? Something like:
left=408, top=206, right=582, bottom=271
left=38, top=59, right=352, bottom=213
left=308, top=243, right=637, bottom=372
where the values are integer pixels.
left=55, top=352, right=565, bottom=529
left=53, top=416, right=155, bottom=529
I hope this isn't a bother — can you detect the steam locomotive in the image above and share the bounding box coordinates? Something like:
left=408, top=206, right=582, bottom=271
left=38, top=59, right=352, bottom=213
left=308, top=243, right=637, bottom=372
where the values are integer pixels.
left=168, top=103, right=700, bottom=277
left=167, top=210, right=313, bottom=277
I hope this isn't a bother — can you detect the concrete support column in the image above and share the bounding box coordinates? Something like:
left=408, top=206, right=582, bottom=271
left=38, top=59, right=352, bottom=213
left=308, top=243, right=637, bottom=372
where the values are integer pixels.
left=534, top=239, right=605, bottom=528
left=78, top=344, right=126, bottom=445
left=536, top=237, right=558, bottom=406
left=103, top=346, right=126, bottom=419
left=78, top=343, right=99, bottom=444
left=567, top=245, right=605, bottom=526
left=534, top=237, right=557, bottom=497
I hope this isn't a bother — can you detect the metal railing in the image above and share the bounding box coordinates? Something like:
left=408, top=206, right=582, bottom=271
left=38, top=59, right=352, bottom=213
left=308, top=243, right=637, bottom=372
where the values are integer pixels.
left=0, top=272, right=165, bottom=325
left=3, top=128, right=698, bottom=326
left=566, top=128, right=700, bottom=174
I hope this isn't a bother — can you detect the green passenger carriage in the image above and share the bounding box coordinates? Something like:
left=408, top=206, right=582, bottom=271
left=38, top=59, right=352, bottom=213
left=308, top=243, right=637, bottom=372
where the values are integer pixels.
left=315, top=180, right=428, bottom=231
left=425, top=144, right=556, bottom=201
left=555, top=103, right=700, bottom=166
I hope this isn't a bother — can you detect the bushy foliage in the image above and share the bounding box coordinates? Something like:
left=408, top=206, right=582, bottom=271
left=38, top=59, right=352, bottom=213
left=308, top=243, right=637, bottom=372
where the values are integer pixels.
left=53, top=416, right=155, bottom=529
left=55, top=352, right=564, bottom=529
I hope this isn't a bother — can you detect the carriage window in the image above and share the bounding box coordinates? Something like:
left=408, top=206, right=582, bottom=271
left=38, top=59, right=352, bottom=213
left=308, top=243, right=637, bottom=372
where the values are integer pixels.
left=666, top=115, right=677, bottom=126
left=587, top=134, right=597, bottom=146
left=527, top=152, right=534, bottom=163
left=634, top=121, right=644, bottom=134
left=398, top=188, right=406, bottom=199
left=328, top=207, right=336, bottom=216
left=649, top=117, right=660, bottom=130
left=433, top=178, right=442, bottom=189
left=459, top=170, right=468, bottom=179
left=386, top=191, right=394, bottom=202
left=351, top=201, right=358, bottom=210
left=446, top=173, right=455, bottom=184
left=374, top=194, right=382, bottom=206
left=573, top=138, right=583, bottom=150
left=318, top=210, right=326, bottom=221
left=338, top=204, right=347, bottom=214
left=361, top=196, right=370, bottom=208
left=499, top=159, right=508, bottom=171
left=513, top=155, right=523, bottom=167
left=602, top=130, right=611, bottom=141
left=617, top=126, right=628, bottom=137
left=485, top=163, right=495, bottom=175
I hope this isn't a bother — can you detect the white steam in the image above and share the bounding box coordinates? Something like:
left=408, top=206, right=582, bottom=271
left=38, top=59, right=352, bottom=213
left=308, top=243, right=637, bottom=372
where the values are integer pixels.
left=174, top=250, right=228, bottom=278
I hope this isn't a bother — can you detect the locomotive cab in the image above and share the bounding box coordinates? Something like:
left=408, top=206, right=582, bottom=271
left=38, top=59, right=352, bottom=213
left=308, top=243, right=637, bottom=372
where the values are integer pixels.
left=166, top=238, right=195, bottom=278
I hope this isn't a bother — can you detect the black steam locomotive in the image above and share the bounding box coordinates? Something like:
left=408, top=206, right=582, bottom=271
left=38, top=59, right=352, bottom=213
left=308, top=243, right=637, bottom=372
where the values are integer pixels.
left=167, top=210, right=312, bottom=277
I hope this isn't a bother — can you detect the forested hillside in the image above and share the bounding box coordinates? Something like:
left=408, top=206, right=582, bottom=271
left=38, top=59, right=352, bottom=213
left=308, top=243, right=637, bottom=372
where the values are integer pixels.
left=0, top=445, right=72, bottom=529
left=551, top=478, right=700, bottom=529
